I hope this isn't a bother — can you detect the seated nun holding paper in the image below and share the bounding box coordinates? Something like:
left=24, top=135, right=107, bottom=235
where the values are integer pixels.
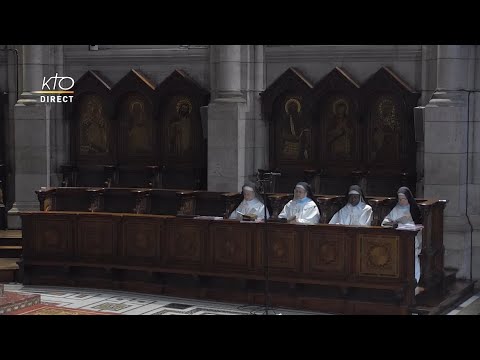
left=329, top=185, right=373, bottom=226
left=381, top=187, right=423, bottom=286
left=229, top=182, right=269, bottom=221
left=278, top=182, right=320, bottom=225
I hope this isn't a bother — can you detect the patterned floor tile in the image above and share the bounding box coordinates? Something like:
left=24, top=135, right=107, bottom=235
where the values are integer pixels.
left=3, top=284, right=325, bottom=315
left=91, top=302, right=132, bottom=312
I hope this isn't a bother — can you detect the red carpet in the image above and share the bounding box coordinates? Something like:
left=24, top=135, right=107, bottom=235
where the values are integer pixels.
left=0, top=289, right=41, bottom=314
left=7, top=304, right=117, bottom=315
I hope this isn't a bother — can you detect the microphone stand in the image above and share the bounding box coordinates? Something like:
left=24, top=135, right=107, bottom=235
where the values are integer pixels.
left=256, top=172, right=280, bottom=315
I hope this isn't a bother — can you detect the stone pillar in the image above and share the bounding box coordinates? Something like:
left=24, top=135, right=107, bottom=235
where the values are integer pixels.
left=208, top=45, right=247, bottom=192
left=471, top=45, right=480, bottom=280
left=4, top=46, right=19, bottom=210
left=253, top=45, right=267, bottom=173
left=51, top=45, right=67, bottom=187
left=8, top=45, right=50, bottom=229
left=416, top=45, right=439, bottom=197
left=18, top=45, right=44, bottom=104
left=216, top=45, right=243, bottom=99
left=423, top=45, right=476, bottom=279
left=421, top=45, right=437, bottom=106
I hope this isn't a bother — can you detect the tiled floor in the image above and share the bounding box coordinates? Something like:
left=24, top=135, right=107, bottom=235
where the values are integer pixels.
left=446, top=293, right=480, bottom=315
left=3, top=284, right=324, bottom=315
left=4, top=283, right=479, bottom=315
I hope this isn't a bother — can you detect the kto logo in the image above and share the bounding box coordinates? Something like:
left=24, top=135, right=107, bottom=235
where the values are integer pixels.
left=33, top=73, right=75, bottom=103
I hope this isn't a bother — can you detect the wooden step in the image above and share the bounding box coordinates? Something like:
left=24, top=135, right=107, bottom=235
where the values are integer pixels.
left=0, top=257, right=20, bottom=269
left=0, top=245, right=22, bottom=258
left=0, top=230, right=22, bottom=247
left=0, top=246, right=22, bottom=250
left=0, top=230, right=22, bottom=239
left=0, top=258, right=20, bottom=283
left=0, top=238, right=21, bottom=246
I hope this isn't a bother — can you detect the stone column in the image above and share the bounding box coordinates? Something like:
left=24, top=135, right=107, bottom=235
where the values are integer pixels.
left=4, top=46, right=19, bottom=210
left=423, top=45, right=476, bottom=279
left=18, top=45, right=44, bottom=104
left=471, top=45, right=480, bottom=279
left=216, top=45, right=243, bottom=99
left=208, top=45, right=247, bottom=192
left=416, top=45, right=438, bottom=197
left=8, top=45, right=50, bottom=229
left=51, top=45, right=67, bottom=187
left=253, top=45, right=267, bottom=172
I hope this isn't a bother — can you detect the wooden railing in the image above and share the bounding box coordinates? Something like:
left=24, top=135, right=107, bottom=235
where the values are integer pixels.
left=34, top=187, right=447, bottom=293
left=21, top=211, right=419, bottom=314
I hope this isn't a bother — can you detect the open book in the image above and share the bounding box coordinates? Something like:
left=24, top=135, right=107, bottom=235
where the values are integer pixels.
left=395, top=223, right=424, bottom=231
left=193, top=216, right=224, bottom=220
left=381, top=219, right=396, bottom=228
left=237, top=210, right=257, bottom=221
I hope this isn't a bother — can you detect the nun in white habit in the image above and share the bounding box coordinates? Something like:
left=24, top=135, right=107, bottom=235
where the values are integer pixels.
left=278, top=182, right=320, bottom=225
left=229, top=183, right=269, bottom=220
left=329, top=185, right=373, bottom=226
left=381, top=187, right=423, bottom=285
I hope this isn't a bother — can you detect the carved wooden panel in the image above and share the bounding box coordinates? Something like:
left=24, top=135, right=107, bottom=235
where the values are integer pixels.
left=323, top=94, right=360, bottom=163
left=77, top=93, right=113, bottom=161
left=112, top=69, right=157, bottom=167
left=118, top=93, right=155, bottom=159
left=66, top=69, right=210, bottom=189
left=166, top=220, right=206, bottom=267
left=255, top=226, right=299, bottom=272
left=357, top=234, right=399, bottom=278
left=122, top=218, right=161, bottom=260
left=163, top=96, right=198, bottom=161
left=157, top=70, right=210, bottom=189
left=261, top=66, right=420, bottom=195
left=262, top=68, right=314, bottom=191
left=362, top=67, right=420, bottom=182
left=68, top=71, right=114, bottom=168
left=367, top=94, right=404, bottom=164
left=261, top=68, right=314, bottom=191
left=310, top=67, right=361, bottom=167
left=209, top=223, right=252, bottom=270
left=275, top=95, right=312, bottom=162
left=33, top=217, right=73, bottom=257
left=21, top=212, right=426, bottom=313
left=77, top=216, right=117, bottom=259
left=305, top=229, right=347, bottom=276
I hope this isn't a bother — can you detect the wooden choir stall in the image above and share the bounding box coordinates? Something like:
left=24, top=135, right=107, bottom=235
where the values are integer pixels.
left=18, top=186, right=458, bottom=315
